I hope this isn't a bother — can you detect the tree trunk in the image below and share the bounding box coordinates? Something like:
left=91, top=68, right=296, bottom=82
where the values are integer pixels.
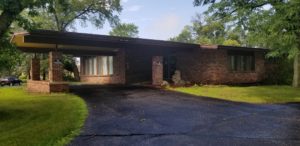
left=292, top=53, right=300, bottom=87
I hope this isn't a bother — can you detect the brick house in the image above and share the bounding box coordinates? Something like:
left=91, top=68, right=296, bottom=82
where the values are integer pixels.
left=11, top=30, right=267, bottom=93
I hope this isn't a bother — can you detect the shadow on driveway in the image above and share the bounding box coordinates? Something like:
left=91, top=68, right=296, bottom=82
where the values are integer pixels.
left=69, top=85, right=300, bottom=146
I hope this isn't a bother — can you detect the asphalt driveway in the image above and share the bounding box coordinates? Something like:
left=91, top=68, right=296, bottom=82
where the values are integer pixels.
left=69, top=85, right=300, bottom=146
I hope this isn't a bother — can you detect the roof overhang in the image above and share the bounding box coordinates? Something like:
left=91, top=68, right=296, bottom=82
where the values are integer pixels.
left=11, top=30, right=200, bottom=55
left=11, top=30, right=268, bottom=56
left=11, top=32, right=119, bottom=56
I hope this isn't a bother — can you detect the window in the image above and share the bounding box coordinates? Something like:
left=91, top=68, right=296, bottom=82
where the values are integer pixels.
left=83, top=56, right=114, bottom=76
left=228, top=51, right=255, bottom=72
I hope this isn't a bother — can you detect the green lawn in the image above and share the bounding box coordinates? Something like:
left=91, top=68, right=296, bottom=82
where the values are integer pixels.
left=0, top=87, right=87, bottom=146
left=170, top=85, right=300, bottom=104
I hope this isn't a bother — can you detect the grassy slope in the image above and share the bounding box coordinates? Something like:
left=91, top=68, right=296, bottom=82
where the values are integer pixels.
left=171, top=85, right=300, bottom=104
left=0, top=87, right=87, bottom=146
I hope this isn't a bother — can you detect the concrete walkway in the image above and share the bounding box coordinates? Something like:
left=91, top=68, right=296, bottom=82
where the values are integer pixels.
left=69, top=85, right=300, bottom=146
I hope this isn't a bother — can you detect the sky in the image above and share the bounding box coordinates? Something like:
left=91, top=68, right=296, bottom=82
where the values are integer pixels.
left=76, top=0, right=208, bottom=40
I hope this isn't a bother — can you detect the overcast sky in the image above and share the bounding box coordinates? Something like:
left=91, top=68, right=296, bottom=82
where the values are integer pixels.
left=76, top=0, right=208, bottom=40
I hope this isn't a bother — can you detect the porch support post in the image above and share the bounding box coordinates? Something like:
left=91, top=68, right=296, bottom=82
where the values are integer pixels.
left=30, top=57, right=40, bottom=80
left=49, top=51, right=63, bottom=82
left=152, top=56, right=163, bottom=85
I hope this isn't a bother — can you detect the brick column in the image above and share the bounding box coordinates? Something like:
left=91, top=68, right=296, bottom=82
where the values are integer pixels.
left=152, top=56, right=163, bottom=85
left=49, top=51, right=63, bottom=82
left=30, top=57, right=40, bottom=80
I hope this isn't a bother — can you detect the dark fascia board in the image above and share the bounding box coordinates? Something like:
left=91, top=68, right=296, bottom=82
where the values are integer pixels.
left=217, top=45, right=269, bottom=52
left=25, top=30, right=200, bottom=49
left=18, top=47, right=117, bottom=56
left=21, top=30, right=269, bottom=52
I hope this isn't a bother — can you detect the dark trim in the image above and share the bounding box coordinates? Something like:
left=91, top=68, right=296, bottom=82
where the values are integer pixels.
left=14, top=30, right=269, bottom=54
left=218, top=45, right=268, bottom=52
left=24, top=30, right=200, bottom=49
left=18, top=47, right=117, bottom=56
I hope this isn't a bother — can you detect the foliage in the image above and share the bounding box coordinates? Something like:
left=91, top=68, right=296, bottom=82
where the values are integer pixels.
left=170, top=13, right=241, bottom=45
left=222, top=39, right=240, bottom=46
left=109, top=23, right=139, bottom=37
left=170, top=26, right=194, bottom=43
left=263, top=57, right=293, bottom=85
left=0, top=0, right=52, bottom=40
left=0, top=87, right=87, bottom=146
left=31, top=0, right=122, bottom=31
left=171, top=85, right=300, bottom=104
left=0, top=38, right=23, bottom=76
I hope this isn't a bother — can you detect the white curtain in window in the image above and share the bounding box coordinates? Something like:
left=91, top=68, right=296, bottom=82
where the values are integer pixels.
left=89, top=58, right=93, bottom=75
left=85, top=58, right=89, bottom=75
left=102, top=56, right=108, bottom=75
left=108, top=56, right=113, bottom=75
left=93, top=57, right=97, bottom=75
left=97, top=57, right=102, bottom=75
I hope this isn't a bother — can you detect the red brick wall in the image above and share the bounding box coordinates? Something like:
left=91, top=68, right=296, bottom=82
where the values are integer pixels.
left=79, top=47, right=266, bottom=85
left=176, top=48, right=266, bottom=84
left=49, top=52, right=63, bottom=82
left=30, top=58, right=40, bottom=80
left=152, top=56, right=163, bottom=85
left=27, top=80, right=69, bottom=93
left=80, top=49, right=126, bottom=84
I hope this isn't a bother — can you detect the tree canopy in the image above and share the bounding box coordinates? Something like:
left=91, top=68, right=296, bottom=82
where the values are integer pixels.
left=32, top=0, right=122, bottom=31
left=0, top=0, right=52, bottom=39
left=170, top=13, right=241, bottom=46
left=109, top=23, right=139, bottom=37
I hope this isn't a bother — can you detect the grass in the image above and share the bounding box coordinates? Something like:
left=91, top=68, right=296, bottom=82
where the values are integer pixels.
left=170, top=85, right=300, bottom=104
left=0, top=87, right=87, bottom=146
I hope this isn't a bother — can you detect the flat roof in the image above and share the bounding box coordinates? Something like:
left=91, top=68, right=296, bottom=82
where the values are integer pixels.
left=11, top=29, right=268, bottom=55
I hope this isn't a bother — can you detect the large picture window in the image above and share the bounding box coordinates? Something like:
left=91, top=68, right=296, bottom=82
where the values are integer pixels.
left=83, top=56, right=114, bottom=75
left=229, top=51, right=255, bottom=72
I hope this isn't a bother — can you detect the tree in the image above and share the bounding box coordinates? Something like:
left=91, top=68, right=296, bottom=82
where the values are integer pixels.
left=109, top=23, right=139, bottom=37
left=222, top=39, right=240, bottom=46
left=170, top=13, right=241, bottom=46
left=0, top=42, right=22, bottom=76
left=195, top=0, right=300, bottom=87
left=33, top=0, right=122, bottom=31
left=170, top=26, right=194, bottom=43
left=0, top=0, right=52, bottom=40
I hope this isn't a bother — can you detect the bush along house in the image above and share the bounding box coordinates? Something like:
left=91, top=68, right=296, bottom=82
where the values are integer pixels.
left=11, top=30, right=268, bottom=93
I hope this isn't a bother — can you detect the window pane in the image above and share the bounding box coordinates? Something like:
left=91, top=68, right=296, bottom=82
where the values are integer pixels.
left=245, top=56, right=251, bottom=71
left=250, top=56, right=255, bottom=71
left=240, top=56, right=244, bottom=71
left=102, top=56, right=108, bottom=75
left=89, top=58, right=93, bottom=75
left=98, top=57, right=102, bottom=75
left=230, top=55, right=235, bottom=71
left=85, top=58, right=89, bottom=75
left=236, top=56, right=241, bottom=71
left=108, top=56, right=113, bottom=75
left=93, top=57, right=97, bottom=75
